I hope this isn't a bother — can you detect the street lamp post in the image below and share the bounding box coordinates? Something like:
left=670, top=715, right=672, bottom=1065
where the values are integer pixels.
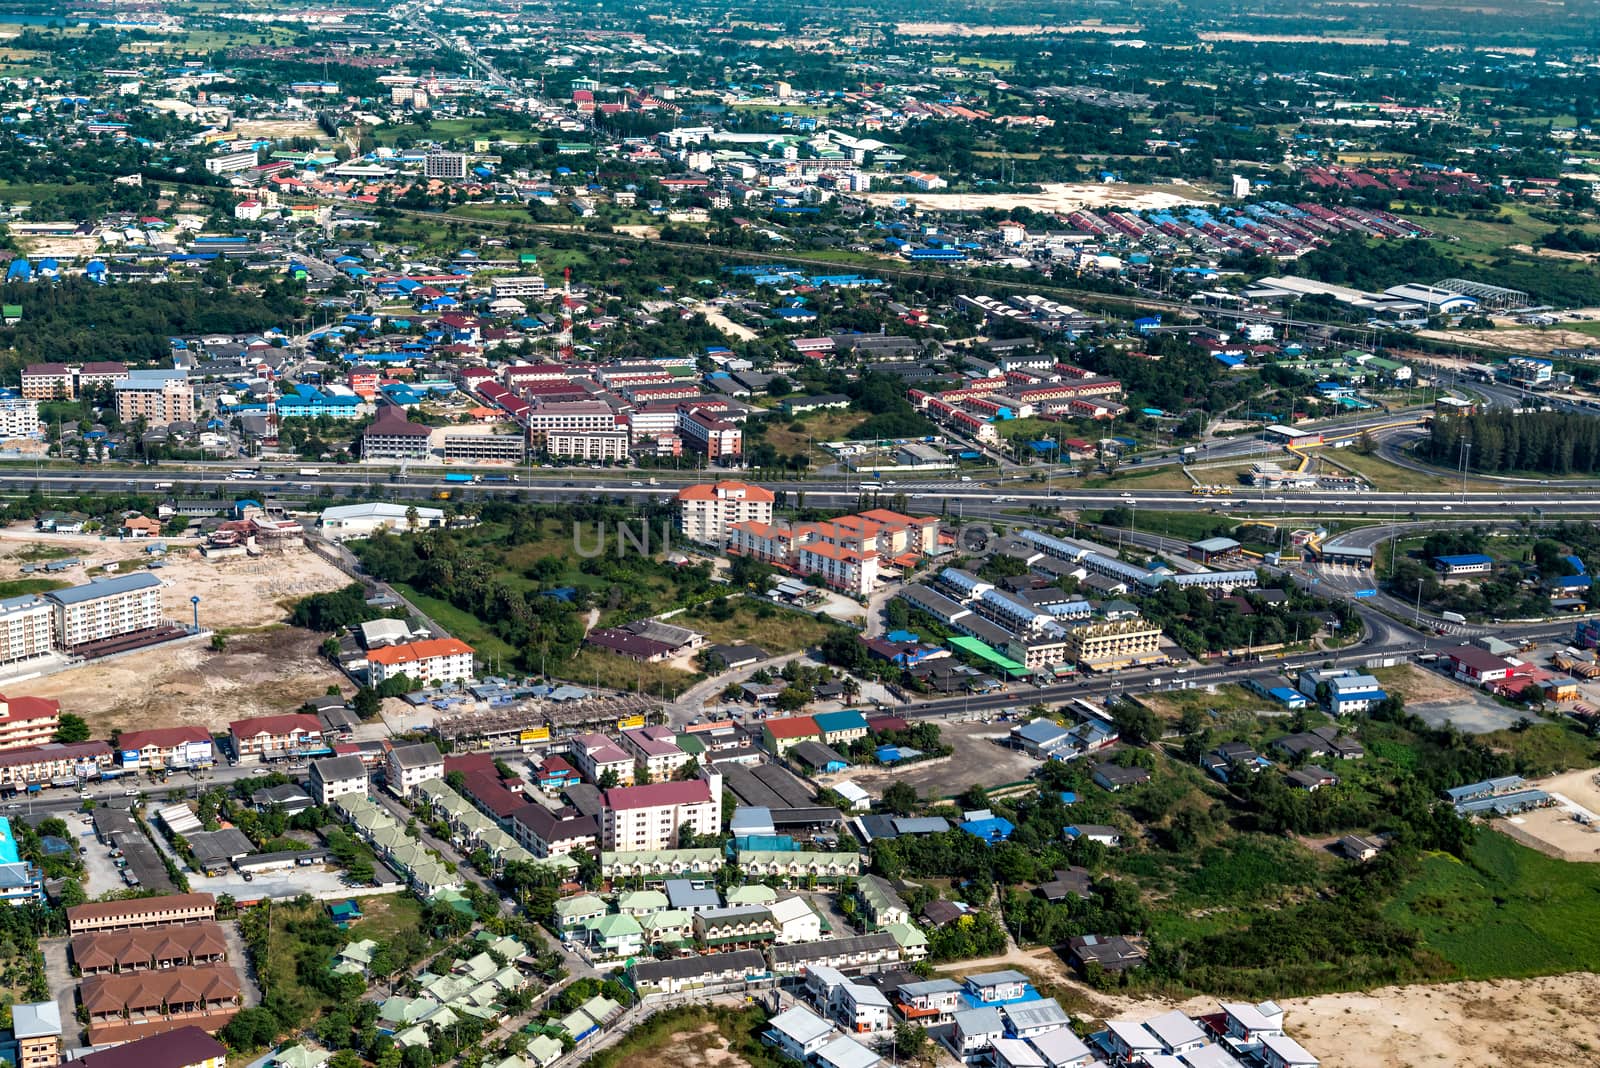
left=1414, top=578, right=1424, bottom=627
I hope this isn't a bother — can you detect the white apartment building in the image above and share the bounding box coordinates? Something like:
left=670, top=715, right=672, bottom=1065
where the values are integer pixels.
left=491, top=276, right=547, bottom=298
left=46, top=573, right=162, bottom=649
left=114, top=370, right=194, bottom=426
left=620, top=726, right=692, bottom=781
left=570, top=733, right=636, bottom=786
left=424, top=151, right=468, bottom=179
left=545, top=429, right=630, bottom=462
left=0, top=397, right=40, bottom=437
left=385, top=742, right=445, bottom=798
left=676, top=481, right=775, bottom=545
left=525, top=401, right=619, bottom=444
left=205, top=151, right=259, bottom=175
left=797, top=542, right=880, bottom=598
left=310, top=755, right=369, bottom=807
left=365, top=638, right=475, bottom=687
left=600, top=773, right=722, bottom=852
left=0, top=596, right=54, bottom=667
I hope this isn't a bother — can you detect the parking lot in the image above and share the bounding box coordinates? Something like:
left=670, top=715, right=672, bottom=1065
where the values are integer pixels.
left=187, top=862, right=363, bottom=902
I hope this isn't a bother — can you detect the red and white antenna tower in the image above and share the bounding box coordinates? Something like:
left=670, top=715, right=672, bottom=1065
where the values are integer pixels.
left=558, top=266, right=575, bottom=360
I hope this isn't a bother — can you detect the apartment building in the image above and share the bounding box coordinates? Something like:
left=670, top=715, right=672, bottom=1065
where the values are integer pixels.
left=116, top=727, right=215, bottom=771
left=509, top=802, right=599, bottom=858
left=797, top=541, right=880, bottom=598
left=441, top=431, right=526, bottom=463
left=525, top=401, right=619, bottom=444
left=204, top=150, right=259, bottom=175
left=228, top=713, right=324, bottom=763
left=424, top=151, right=468, bottom=179
left=570, top=734, right=635, bottom=787
left=66, top=893, right=217, bottom=936
left=678, top=409, right=741, bottom=460
left=46, top=573, right=163, bottom=650
left=620, top=726, right=692, bottom=781
left=11, top=1003, right=61, bottom=1068
left=0, top=595, right=56, bottom=667
left=491, top=276, right=547, bottom=298
left=361, top=406, right=433, bottom=460
left=385, top=742, right=445, bottom=798
left=114, top=370, right=195, bottom=426
left=0, top=695, right=59, bottom=751
left=365, top=637, right=475, bottom=687
left=600, top=773, right=722, bottom=852
left=1061, top=618, right=1163, bottom=670
left=545, top=429, right=630, bottom=462
left=0, top=396, right=39, bottom=437
left=310, top=755, right=369, bottom=806
left=19, top=364, right=73, bottom=400
left=676, top=481, right=775, bottom=545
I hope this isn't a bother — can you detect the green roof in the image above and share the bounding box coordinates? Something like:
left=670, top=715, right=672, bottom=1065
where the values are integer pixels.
left=947, top=635, right=1028, bottom=676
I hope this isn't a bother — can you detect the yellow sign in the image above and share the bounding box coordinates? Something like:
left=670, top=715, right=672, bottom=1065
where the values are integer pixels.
left=616, top=714, right=645, bottom=731
left=519, top=727, right=550, bottom=744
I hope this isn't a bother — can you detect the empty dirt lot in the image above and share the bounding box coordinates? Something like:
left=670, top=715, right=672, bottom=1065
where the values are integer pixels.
left=0, top=528, right=353, bottom=734
left=1497, top=767, right=1600, bottom=862
left=818, top=718, right=1038, bottom=801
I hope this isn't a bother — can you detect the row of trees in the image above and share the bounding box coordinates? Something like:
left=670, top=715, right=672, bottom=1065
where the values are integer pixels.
left=1424, top=411, right=1600, bottom=476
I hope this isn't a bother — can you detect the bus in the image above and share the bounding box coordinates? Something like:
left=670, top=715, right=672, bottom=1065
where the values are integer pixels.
left=230, top=468, right=259, bottom=480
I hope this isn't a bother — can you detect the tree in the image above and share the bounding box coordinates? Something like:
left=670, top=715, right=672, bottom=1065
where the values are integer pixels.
left=352, top=687, right=382, bottom=720
left=54, top=714, right=90, bottom=744
left=882, top=781, right=920, bottom=816
left=210, top=633, right=228, bottom=652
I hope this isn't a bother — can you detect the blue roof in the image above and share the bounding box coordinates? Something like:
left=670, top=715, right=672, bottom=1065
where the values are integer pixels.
left=46, top=572, right=161, bottom=605
left=960, top=816, right=1015, bottom=843
left=1435, top=553, right=1493, bottom=567
left=813, top=710, right=868, bottom=734
left=0, top=817, right=19, bottom=866
left=885, top=630, right=919, bottom=644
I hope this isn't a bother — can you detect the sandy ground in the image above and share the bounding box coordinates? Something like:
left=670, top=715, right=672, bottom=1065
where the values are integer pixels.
left=230, top=118, right=326, bottom=141
left=1417, top=324, right=1597, bottom=355
left=865, top=181, right=1212, bottom=214
left=1376, top=663, right=1465, bottom=704
left=689, top=303, right=759, bottom=342
left=0, top=528, right=349, bottom=630
left=1497, top=766, right=1600, bottom=861
left=1094, top=974, right=1600, bottom=1067
left=25, top=628, right=347, bottom=735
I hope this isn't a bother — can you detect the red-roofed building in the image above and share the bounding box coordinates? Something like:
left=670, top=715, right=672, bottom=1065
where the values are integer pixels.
left=365, top=637, right=475, bottom=686
left=229, top=714, right=323, bottom=763
left=116, top=726, right=215, bottom=770
left=676, top=481, right=775, bottom=545
left=760, top=715, right=821, bottom=756
left=0, top=695, right=59, bottom=751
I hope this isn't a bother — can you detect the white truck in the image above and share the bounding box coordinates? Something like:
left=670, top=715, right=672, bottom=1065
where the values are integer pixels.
left=1440, top=611, right=1467, bottom=625
left=298, top=468, right=322, bottom=477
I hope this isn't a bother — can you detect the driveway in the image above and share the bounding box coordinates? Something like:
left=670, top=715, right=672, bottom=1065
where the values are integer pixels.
left=40, top=937, right=79, bottom=1048
left=222, top=920, right=263, bottom=1008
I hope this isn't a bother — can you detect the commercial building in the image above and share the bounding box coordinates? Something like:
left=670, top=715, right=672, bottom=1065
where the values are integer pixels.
left=0, top=741, right=110, bottom=789
left=365, top=637, right=475, bottom=687
left=600, top=773, right=723, bottom=852
left=320, top=502, right=445, bottom=539
left=360, top=407, right=433, bottom=460
left=676, top=481, right=776, bottom=545
left=1060, top=618, right=1163, bottom=671
left=205, top=150, right=259, bottom=175
left=114, top=370, right=194, bottom=426
left=442, top=431, right=526, bottom=463
left=116, top=727, right=215, bottom=771
left=46, top=573, right=163, bottom=651
left=0, top=694, right=59, bottom=751
left=678, top=409, right=741, bottom=460
left=228, top=714, right=324, bottom=763
left=66, top=893, right=217, bottom=936
left=0, top=595, right=54, bottom=667
left=525, top=401, right=620, bottom=444
left=386, top=742, right=445, bottom=798
left=545, top=429, right=630, bottom=462
left=19, top=364, right=74, bottom=400
left=492, top=276, right=547, bottom=299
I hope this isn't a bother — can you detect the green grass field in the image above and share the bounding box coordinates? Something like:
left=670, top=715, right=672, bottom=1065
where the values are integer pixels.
left=560, top=648, right=700, bottom=698
left=679, top=600, right=840, bottom=654
left=0, top=578, right=67, bottom=598
left=1384, top=832, right=1600, bottom=979
left=392, top=582, right=519, bottom=665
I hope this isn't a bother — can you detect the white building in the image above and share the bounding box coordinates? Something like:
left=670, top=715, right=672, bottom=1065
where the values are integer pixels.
left=545, top=429, right=630, bottom=462
left=0, top=397, right=39, bottom=437
left=320, top=503, right=445, bottom=540
left=310, top=754, right=369, bottom=806
left=424, top=151, right=468, bottom=180
left=205, top=150, right=258, bottom=175
left=0, top=596, right=54, bottom=667
left=385, top=742, right=445, bottom=798
left=491, top=276, right=547, bottom=299
left=600, top=772, right=722, bottom=852
left=676, top=481, right=775, bottom=545
left=46, top=573, right=162, bottom=650
left=365, top=637, right=475, bottom=686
